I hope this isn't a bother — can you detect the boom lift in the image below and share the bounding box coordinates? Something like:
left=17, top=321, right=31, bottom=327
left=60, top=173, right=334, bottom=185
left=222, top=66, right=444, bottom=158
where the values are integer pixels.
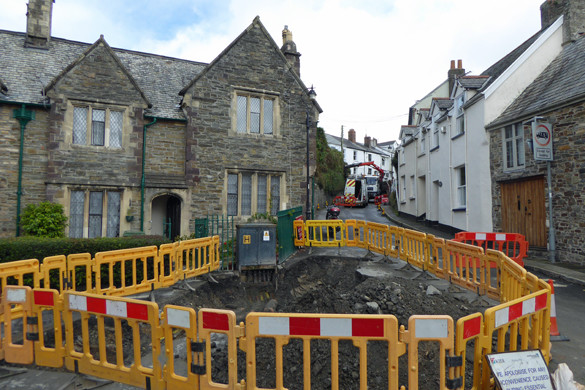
left=334, top=161, right=388, bottom=207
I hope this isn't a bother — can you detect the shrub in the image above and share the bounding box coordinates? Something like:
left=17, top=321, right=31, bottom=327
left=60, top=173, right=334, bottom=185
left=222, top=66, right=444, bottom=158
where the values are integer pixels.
left=20, top=202, right=68, bottom=238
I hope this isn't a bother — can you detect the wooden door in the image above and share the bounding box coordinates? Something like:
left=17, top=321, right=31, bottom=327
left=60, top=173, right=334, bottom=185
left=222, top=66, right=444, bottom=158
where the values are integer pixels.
left=501, top=177, right=547, bottom=248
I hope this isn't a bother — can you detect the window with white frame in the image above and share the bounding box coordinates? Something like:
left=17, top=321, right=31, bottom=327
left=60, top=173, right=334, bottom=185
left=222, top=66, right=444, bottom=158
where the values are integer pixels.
left=69, top=190, right=121, bottom=238
left=400, top=148, right=405, bottom=165
left=410, top=175, right=415, bottom=199
left=419, top=132, right=426, bottom=154
left=455, top=94, right=465, bottom=135
left=368, top=153, right=372, bottom=161
left=503, top=123, right=525, bottom=170
left=353, top=150, right=357, bottom=160
left=227, top=171, right=282, bottom=216
left=400, top=175, right=406, bottom=202
left=73, top=106, right=123, bottom=147
left=455, top=166, right=466, bottom=207
left=236, top=92, right=275, bottom=135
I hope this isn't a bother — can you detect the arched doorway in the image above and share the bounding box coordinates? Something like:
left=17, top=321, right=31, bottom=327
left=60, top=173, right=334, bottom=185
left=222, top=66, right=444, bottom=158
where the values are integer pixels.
left=151, top=194, right=181, bottom=239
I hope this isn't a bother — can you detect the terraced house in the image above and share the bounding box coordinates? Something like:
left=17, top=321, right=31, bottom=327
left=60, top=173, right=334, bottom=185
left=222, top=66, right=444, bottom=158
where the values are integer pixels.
left=0, top=0, right=321, bottom=239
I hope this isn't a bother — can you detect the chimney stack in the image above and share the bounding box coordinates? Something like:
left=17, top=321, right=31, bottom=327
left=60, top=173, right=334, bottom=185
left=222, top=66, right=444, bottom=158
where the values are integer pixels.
left=364, top=136, right=371, bottom=148
left=540, top=0, right=585, bottom=45
left=25, top=0, right=54, bottom=49
left=448, top=59, right=465, bottom=95
left=348, top=129, right=356, bottom=143
left=281, top=25, right=301, bottom=76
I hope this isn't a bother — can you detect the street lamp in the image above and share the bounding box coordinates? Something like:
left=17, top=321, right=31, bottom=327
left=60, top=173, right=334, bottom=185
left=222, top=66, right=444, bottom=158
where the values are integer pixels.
left=306, top=86, right=317, bottom=221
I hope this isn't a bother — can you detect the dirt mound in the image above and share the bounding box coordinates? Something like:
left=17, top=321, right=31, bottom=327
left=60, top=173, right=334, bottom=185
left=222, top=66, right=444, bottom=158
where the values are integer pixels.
left=166, top=254, right=491, bottom=389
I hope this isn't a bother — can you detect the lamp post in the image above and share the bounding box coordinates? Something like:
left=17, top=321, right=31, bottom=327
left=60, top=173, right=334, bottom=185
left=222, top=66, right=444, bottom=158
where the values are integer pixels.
left=305, top=86, right=317, bottom=221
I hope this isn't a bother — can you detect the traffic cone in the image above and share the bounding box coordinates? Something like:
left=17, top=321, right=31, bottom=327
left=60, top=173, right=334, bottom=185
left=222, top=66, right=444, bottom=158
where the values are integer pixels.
left=548, top=279, right=570, bottom=341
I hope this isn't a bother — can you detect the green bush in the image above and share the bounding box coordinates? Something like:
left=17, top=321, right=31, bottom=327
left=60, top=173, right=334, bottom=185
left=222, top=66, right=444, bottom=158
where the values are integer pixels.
left=0, top=235, right=171, bottom=264
left=315, top=127, right=346, bottom=196
left=20, top=202, right=68, bottom=238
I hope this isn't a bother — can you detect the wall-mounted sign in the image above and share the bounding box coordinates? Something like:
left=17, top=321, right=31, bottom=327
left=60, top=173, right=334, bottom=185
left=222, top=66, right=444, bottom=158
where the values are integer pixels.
left=532, top=122, right=553, bottom=161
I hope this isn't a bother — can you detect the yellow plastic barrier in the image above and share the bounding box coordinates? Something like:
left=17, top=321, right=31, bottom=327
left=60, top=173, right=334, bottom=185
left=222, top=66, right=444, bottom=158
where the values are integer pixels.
left=66, top=253, right=94, bottom=293
left=63, top=290, right=164, bottom=389
left=354, top=220, right=368, bottom=248
left=198, top=308, right=241, bottom=389
left=293, top=219, right=305, bottom=247
left=482, top=250, right=503, bottom=301
left=162, top=305, right=199, bottom=389
left=1, top=286, right=34, bottom=364
left=401, top=228, right=429, bottom=268
left=31, top=288, right=65, bottom=367
left=211, top=235, right=221, bottom=272
left=0, top=259, right=40, bottom=293
left=426, top=235, right=447, bottom=278
left=345, top=219, right=358, bottom=246
left=159, top=242, right=179, bottom=288
left=445, top=240, right=486, bottom=294
left=495, top=248, right=528, bottom=303
left=94, top=246, right=160, bottom=296
left=402, top=315, right=455, bottom=390
left=455, top=312, right=485, bottom=390
left=305, top=220, right=346, bottom=248
left=387, top=226, right=403, bottom=259
left=243, top=312, right=404, bottom=390
left=364, top=222, right=390, bottom=256
left=39, top=255, right=67, bottom=291
left=177, top=237, right=215, bottom=279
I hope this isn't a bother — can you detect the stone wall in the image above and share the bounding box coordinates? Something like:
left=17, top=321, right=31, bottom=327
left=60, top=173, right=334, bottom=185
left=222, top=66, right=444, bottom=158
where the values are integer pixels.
left=490, top=100, right=585, bottom=264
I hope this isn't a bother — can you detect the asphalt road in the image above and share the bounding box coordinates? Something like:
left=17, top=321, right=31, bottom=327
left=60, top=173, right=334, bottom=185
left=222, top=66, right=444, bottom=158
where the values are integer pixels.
left=326, top=203, right=585, bottom=384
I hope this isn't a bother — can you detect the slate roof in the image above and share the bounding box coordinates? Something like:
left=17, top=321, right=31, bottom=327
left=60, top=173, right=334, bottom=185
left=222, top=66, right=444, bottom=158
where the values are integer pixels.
left=458, top=76, right=490, bottom=90
left=487, top=36, right=585, bottom=129
left=432, top=97, right=453, bottom=110
left=0, top=30, right=207, bottom=119
left=326, top=133, right=392, bottom=156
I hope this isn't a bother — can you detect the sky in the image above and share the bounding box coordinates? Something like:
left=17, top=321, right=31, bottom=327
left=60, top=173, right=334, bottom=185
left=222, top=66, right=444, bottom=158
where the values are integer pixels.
left=1, top=0, right=545, bottom=143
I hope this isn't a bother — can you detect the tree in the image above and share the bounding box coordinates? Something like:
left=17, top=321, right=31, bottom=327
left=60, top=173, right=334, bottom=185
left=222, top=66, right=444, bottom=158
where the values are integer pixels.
left=20, top=202, right=68, bottom=238
left=315, top=127, right=345, bottom=196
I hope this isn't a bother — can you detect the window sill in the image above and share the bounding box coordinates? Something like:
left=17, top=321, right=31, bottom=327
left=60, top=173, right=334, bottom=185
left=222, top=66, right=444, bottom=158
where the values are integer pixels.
left=452, top=207, right=466, bottom=212
left=409, top=197, right=416, bottom=201
left=451, top=132, right=465, bottom=141
left=503, top=166, right=526, bottom=173
left=430, top=146, right=439, bottom=152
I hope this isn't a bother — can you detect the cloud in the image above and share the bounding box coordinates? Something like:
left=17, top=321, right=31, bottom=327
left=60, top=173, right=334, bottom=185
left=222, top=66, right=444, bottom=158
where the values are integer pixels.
left=1, top=0, right=544, bottom=142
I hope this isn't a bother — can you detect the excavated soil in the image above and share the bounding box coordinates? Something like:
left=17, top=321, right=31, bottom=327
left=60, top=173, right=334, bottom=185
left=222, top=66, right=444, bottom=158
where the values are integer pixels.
left=161, top=252, right=494, bottom=389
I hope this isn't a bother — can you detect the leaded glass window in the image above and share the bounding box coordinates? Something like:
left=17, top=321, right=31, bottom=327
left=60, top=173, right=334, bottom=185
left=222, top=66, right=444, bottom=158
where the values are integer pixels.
left=109, top=111, right=123, bottom=148
left=237, top=96, right=247, bottom=133
left=257, top=175, right=267, bottom=214
left=69, top=191, right=85, bottom=238
left=106, top=192, right=120, bottom=237
left=250, top=97, right=260, bottom=133
left=91, top=109, right=106, bottom=146
left=227, top=174, right=238, bottom=216
left=73, top=107, right=87, bottom=145
left=270, top=176, right=280, bottom=215
left=241, top=173, right=252, bottom=215
left=88, top=191, right=103, bottom=238
left=263, top=99, right=273, bottom=134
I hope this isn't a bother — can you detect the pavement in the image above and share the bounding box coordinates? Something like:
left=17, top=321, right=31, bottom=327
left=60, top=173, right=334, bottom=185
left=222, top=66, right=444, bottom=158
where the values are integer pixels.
left=1, top=206, right=584, bottom=389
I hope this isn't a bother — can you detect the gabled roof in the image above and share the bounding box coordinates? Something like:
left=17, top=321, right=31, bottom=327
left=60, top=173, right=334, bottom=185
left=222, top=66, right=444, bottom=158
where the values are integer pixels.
left=44, top=35, right=151, bottom=108
left=432, top=97, right=453, bottom=111
left=0, top=29, right=205, bottom=119
left=487, top=36, right=585, bottom=129
left=458, top=76, right=490, bottom=90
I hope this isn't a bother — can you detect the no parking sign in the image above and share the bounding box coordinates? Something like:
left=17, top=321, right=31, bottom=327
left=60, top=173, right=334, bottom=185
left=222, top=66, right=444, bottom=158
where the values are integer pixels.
left=532, top=122, right=553, bottom=161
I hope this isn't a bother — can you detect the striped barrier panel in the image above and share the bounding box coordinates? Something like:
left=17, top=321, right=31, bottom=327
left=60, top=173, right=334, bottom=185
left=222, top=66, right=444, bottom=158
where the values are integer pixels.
left=364, top=222, right=391, bottom=256
left=243, top=312, right=404, bottom=390
left=162, top=305, right=199, bottom=389
left=31, top=288, right=65, bottom=367
left=481, top=290, right=551, bottom=387
left=63, top=290, right=164, bottom=389
left=1, top=286, right=34, bottom=365
left=94, top=246, right=160, bottom=296
left=198, top=309, right=241, bottom=389
left=293, top=219, right=305, bottom=247
left=455, top=313, right=485, bottom=390
left=453, top=232, right=528, bottom=267
left=401, top=228, right=429, bottom=268
left=402, top=315, right=456, bottom=390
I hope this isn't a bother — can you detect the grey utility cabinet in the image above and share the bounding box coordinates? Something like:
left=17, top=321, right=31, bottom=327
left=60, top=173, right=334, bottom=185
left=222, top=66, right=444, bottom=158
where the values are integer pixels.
left=237, top=223, right=277, bottom=270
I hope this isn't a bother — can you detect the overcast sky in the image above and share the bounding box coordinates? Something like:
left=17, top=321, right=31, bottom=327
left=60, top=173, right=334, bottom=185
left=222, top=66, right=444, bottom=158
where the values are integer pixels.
left=1, top=0, right=545, bottom=143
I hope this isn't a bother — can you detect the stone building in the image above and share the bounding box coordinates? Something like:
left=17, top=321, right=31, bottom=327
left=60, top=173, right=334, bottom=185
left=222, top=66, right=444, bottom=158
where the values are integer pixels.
left=486, top=0, right=585, bottom=264
left=0, top=0, right=321, bottom=238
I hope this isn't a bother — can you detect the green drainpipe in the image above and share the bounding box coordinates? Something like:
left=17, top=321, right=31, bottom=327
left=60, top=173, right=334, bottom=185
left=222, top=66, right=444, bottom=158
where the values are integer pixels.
left=141, top=117, right=157, bottom=232
left=13, top=105, right=35, bottom=237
